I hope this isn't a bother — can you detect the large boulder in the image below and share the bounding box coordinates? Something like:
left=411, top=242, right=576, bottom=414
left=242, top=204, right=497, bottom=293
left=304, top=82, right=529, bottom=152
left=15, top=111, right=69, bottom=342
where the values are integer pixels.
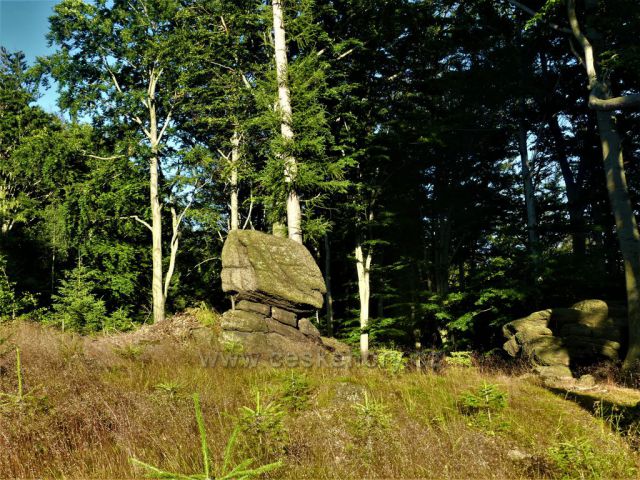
left=221, top=230, right=326, bottom=312
left=503, top=299, right=627, bottom=378
left=218, top=230, right=350, bottom=360
left=522, top=336, right=570, bottom=366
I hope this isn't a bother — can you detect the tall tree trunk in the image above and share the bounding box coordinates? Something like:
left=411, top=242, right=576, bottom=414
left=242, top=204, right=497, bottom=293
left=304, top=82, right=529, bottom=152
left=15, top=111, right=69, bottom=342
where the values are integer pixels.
left=596, top=109, right=640, bottom=369
left=230, top=130, right=240, bottom=231
left=566, top=0, right=640, bottom=368
left=548, top=115, right=586, bottom=257
left=355, top=242, right=372, bottom=362
left=106, top=64, right=176, bottom=324
left=324, top=234, right=334, bottom=336
left=517, top=123, right=539, bottom=259
left=272, top=0, right=302, bottom=243
left=148, top=72, right=165, bottom=324
left=150, top=144, right=165, bottom=323
left=434, top=213, right=451, bottom=296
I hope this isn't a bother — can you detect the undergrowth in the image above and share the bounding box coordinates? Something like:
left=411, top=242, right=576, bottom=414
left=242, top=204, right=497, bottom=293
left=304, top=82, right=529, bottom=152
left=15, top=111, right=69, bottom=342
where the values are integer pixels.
left=0, top=321, right=639, bottom=479
left=131, top=393, right=282, bottom=479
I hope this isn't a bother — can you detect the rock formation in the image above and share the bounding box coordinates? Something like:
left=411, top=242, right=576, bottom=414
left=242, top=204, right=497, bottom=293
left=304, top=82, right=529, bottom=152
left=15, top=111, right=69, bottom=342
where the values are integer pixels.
left=221, top=229, right=326, bottom=311
left=220, top=230, right=346, bottom=358
left=502, top=299, right=626, bottom=378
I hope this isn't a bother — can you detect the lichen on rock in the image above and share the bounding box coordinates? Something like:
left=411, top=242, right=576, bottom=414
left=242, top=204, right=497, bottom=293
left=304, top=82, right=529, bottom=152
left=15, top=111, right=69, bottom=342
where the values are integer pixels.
left=221, top=230, right=326, bottom=311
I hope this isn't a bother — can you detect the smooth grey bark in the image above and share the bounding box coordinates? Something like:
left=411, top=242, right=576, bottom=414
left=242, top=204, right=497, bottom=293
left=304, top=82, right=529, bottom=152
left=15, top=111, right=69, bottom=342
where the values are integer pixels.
left=230, top=130, right=240, bottom=231
left=110, top=66, right=177, bottom=323
left=566, top=0, right=640, bottom=368
left=595, top=107, right=640, bottom=369
left=355, top=240, right=372, bottom=361
left=272, top=0, right=302, bottom=244
left=148, top=76, right=165, bottom=324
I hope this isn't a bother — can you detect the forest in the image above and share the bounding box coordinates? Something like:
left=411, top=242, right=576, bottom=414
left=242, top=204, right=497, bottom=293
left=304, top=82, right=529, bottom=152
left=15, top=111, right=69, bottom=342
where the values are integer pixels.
left=2, top=0, right=640, bottom=478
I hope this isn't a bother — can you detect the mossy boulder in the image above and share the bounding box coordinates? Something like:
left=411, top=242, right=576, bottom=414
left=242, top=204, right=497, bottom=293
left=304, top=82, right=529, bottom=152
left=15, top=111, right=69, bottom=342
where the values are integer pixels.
left=503, top=310, right=552, bottom=337
left=221, top=230, right=326, bottom=311
left=503, top=299, right=627, bottom=377
left=522, top=336, right=570, bottom=366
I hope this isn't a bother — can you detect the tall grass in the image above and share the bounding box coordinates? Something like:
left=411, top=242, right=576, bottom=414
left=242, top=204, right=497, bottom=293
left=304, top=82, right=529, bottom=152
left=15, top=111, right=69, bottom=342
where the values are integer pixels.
left=0, top=320, right=639, bottom=479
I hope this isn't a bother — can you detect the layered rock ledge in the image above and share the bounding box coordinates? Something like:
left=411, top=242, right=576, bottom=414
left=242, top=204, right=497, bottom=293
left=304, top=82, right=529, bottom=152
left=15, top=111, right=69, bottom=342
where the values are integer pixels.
left=219, top=230, right=347, bottom=358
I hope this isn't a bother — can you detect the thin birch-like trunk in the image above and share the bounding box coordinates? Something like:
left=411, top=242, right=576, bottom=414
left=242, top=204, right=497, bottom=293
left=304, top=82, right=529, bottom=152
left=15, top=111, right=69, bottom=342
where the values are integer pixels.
left=272, top=0, right=302, bottom=243
left=105, top=60, right=176, bottom=323
left=149, top=86, right=165, bottom=324
left=230, top=130, right=240, bottom=231
left=548, top=115, right=586, bottom=257
left=164, top=205, right=179, bottom=301
left=355, top=242, right=372, bottom=362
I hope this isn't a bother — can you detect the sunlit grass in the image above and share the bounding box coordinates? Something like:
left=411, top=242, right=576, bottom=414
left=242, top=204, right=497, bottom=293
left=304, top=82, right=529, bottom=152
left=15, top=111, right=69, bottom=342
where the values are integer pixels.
left=0, top=320, right=638, bottom=479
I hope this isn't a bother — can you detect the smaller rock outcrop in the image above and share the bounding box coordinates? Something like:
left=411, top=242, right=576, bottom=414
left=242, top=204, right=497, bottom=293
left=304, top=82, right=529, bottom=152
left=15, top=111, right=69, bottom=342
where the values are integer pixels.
left=503, top=300, right=626, bottom=378
left=219, top=230, right=346, bottom=358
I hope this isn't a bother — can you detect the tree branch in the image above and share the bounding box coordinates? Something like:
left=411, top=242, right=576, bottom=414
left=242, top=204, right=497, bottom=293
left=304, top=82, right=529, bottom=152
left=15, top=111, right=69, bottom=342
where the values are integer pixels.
left=157, top=109, right=173, bottom=144
left=566, top=0, right=640, bottom=110
left=505, top=0, right=572, bottom=33
left=568, top=37, right=586, bottom=68
left=104, top=63, right=123, bottom=94
left=242, top=193, right=254, bottom=230
left=101, top=57, right=150, bottom=137
left=241, top=73, right=252, bottom=89
left=83, top=152, right=125, bottom=161
left=566, top=0, right=596, bottom=86
left=336, top=47, right=355, bottom=61
left=588, top=93, right=640, bottom=111
left=185, top=257, right=217, bottom=277
left=121, top=215, right=152, bottom=232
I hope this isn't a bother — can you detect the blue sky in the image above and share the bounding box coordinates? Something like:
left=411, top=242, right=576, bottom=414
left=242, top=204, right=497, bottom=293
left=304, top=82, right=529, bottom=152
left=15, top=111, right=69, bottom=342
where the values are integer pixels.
left=0, top=0, right=59, bottom=112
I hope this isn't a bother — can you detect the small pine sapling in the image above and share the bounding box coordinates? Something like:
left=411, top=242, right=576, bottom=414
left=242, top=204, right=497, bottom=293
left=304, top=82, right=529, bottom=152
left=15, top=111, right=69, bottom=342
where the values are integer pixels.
left=0, top=347, right=46, bottom=412
left=238, top=391, right=287, bottom=458
left=351, top=391, right=392, bottom=436
left=130, top=393, right=282, bottom=479
left=280, top=371, right=312, bottom=411
left=460, top=382, right=509, bottom=433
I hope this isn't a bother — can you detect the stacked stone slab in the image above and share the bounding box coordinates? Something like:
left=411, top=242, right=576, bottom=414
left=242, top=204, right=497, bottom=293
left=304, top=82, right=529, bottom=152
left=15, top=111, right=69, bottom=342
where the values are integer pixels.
left=220, top=230, right=341, bottom=357
left=502, top=300, right=627, bottom=378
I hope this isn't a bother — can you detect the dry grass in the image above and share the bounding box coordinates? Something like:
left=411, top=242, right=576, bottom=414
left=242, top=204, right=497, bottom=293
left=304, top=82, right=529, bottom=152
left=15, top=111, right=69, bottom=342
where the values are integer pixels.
left=1, top=319, right=639, bottom=479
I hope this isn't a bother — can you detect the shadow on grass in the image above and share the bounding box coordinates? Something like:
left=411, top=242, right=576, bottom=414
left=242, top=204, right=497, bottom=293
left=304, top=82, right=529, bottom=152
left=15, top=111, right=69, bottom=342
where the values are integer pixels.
left=547, top=385, right=640, bottom=448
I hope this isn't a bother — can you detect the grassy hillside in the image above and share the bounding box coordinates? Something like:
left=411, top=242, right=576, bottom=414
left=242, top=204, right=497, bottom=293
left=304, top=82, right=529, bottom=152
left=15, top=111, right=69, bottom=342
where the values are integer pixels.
left=0, top=318, right=639, bottom=479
